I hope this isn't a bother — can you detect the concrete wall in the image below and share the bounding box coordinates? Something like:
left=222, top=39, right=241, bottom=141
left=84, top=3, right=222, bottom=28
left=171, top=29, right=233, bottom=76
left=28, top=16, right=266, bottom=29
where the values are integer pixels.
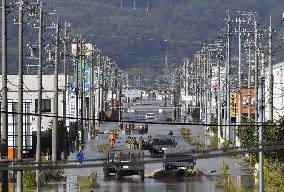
left=0, top=75, right=68, bottom=132
left=265, top=62, right=284, bottom=121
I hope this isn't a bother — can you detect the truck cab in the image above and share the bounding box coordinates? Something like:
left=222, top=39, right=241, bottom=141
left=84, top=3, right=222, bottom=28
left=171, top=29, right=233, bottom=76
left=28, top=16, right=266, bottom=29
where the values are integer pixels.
left=103, top=149, right=145, bottom=180
left=146, top=134, right=177, bottom=155
left=163, top=147, right=196, bottom=174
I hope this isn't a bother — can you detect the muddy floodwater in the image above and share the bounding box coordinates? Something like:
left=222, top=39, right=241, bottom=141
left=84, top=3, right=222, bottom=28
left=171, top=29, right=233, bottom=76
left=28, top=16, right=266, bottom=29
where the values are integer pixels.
left=40, top=106, right=254, bottom=191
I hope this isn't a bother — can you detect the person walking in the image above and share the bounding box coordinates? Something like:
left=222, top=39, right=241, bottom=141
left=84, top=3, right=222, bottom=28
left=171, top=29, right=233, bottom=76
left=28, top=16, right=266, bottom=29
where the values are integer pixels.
left=76, top=150, right=84, bottom=165
left=139, top=136, right=144, bottom=150
left=145, top=124, right=148, bottom=134
left=109, top=132, right=116, bottom=148
left=119, top=122, right=123, bottom=130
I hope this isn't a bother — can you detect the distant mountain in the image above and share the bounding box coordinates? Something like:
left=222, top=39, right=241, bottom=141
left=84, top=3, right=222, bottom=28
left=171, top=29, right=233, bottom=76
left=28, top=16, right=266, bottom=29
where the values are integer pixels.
left=5, top=0, right=284, bottom=75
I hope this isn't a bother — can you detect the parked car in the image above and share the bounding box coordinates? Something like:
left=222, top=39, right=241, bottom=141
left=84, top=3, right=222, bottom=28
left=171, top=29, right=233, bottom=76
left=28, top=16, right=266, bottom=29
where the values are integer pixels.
left=145, top=113, right=155, bottom=120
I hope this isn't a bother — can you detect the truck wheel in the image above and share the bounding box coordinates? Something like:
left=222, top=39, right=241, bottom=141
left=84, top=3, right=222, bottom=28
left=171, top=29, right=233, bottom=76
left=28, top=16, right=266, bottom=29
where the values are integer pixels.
left=177, top=169, right=185, bottom=175
left=115, top=170, right=122, bottom=179
left=138, top=170, right=144, bottom=180
left=103, top=168, right=110, bottom=177
left=165, top=165, right=171, bottom=171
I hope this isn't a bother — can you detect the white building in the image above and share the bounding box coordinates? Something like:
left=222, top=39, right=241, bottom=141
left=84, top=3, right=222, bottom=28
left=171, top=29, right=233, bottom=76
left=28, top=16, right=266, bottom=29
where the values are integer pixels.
left=265, top=62, right=284, bottom=121
left=0, top=75, right=68, bottom=151
left=211, top=66, right=226, bottom=111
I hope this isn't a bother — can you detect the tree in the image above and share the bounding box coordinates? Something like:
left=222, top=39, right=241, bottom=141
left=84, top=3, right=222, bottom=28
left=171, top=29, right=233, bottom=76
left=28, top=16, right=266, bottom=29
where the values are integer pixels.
left=48, top=119, right=68, bottom=159
left=236, top=119, right=258, bottom=163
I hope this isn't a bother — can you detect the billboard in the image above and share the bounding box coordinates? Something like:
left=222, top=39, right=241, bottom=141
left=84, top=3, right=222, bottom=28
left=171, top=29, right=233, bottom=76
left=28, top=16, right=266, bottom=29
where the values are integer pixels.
left=71, top=43, right=93, bottom=56
left=71, top=43, right=93, bottom=96
left=236, top=87, right=255, bottom=114
left=230, top=93, right=237, bottom=117
left=124, top=90, right=142, bottom=98
left=69, top=92, right=77, bottom=122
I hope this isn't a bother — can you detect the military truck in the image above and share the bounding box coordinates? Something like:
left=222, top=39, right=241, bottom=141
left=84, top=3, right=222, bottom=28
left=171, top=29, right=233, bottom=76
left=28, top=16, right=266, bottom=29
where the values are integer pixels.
left=163, top=147, right=196, bottom=174
left=146, top=134, right=177, bottom=155
left=103, top=149, right=145, bottom=180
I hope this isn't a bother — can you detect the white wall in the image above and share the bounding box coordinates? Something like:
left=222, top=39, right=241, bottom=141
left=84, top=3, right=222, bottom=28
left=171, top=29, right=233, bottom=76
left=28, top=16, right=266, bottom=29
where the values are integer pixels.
left=0, top=75, right=67, bottom=132
left=265, top=62, right=284, bottom=121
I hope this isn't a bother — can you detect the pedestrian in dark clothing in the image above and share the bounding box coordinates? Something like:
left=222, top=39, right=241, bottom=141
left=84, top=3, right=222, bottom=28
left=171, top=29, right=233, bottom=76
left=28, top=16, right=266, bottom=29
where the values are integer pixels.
left=76, top=150, right=84, bottom=165
left=145, top=124, right=148, bottom=134
left=119, top=122, right=123, bottom=130
left=133, top=138, right=138, bottom=150
left=139, top=136, right=145, bottom=150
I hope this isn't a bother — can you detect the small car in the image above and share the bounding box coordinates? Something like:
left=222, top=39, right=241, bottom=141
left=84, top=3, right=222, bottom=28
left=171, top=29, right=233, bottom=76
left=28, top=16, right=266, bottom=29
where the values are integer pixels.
left=145, top=113, right=155, bottom=120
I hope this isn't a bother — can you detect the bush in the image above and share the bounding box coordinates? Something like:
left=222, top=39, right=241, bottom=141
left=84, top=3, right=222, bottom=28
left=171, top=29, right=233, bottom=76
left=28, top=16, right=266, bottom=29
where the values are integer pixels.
left=185, top=168, right=199, bottom=177
left=263, top=161, right=284, bottom=192
left=45, top=169, right=64, bottom=181
left=215, top=159, right=236, bottom=191
left=210, top=134, right=218, bottom=150
left=97, top=144, right=112, bottom=153
left=23, top=169, right=37, bottom=190
left=77, top=172, right=99, bottom=189
left=180, top=128, right=205, bottom=150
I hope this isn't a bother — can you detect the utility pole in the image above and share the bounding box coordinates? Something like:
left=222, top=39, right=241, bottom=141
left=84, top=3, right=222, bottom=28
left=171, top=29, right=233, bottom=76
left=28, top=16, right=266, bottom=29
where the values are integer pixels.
left=203, top=49, right=207, bottom=127
left=258, top=55, right=265, bottom=192
left=52, top=20, right=59, bottom=162
left=80, top=39, right=85, bottom=144
left=217, top=56, right=222, bottom=139
left=197, top=52, right=202, bottom=120
left=101, top=57, right=106, bottom=122
left=102, top=57, right=108, bottom=116
left=208, top=51, right=212, bottom=128
left=237, top=15, right=242, bottom=126
left=89, top=47, right=94, bottom=133
left=247, top=43, right=252, bottom=119
left=1, top=0, right=9, bottom=190
left=254, top=16, right=259, bottom=124
left=268, top=14, right=273, bottom=121
left=63, top=22, right=70, bottom=135
left=97, top=55, right=102, bottom=124
left=75, top=37, right=79, bottom=151
left=118, top=72, right=122, bottom=122
left=225, top=11, right=231, bottom=140
left=146, top=1, right=149, bottom=13
left=36, top=0, right=43, bottom=188
left=17, top=0, right=24, bottom=190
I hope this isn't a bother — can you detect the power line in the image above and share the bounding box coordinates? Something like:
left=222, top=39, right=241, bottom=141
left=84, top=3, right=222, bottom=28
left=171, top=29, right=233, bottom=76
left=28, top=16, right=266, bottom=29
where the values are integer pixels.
left=0, top=110, right=282, bottom=127
left=1, top=142, right=284, bottom=171
left=2, top=140, right=283, bottom=166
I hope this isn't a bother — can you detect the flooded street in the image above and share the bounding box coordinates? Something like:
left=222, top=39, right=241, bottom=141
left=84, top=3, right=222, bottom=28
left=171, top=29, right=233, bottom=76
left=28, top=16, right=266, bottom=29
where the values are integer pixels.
left=44, top=127, right=252, bottom=191
left=43, top=106, right=254, bottom=191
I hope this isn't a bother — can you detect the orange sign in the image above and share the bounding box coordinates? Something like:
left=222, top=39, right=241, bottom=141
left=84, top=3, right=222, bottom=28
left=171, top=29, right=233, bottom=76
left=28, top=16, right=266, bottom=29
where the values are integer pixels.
left=235, top=87, right=255, bottom=114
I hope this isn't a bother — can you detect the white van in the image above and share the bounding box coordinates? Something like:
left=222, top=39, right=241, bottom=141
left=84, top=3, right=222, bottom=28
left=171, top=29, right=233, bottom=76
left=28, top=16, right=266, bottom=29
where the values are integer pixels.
left=145, top=113, right=155, bottom=120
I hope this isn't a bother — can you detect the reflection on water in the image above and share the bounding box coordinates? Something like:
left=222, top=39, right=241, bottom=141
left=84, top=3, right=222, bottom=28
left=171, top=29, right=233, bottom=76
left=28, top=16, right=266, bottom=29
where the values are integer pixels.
left=40, top=174, right=254, bottom=192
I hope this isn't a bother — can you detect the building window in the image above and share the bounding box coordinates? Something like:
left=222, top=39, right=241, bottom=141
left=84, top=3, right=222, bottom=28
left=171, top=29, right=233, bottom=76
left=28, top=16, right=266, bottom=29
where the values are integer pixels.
left=35, top=99, right=51, bottom=113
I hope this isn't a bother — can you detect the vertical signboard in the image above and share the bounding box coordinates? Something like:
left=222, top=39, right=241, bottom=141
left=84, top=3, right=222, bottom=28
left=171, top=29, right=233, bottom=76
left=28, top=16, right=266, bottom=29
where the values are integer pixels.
left=71, top=43, right=93, bottom=95
left=236, top=87, right=255, bottom=114
left=230, top=93, right=236, bottom=117
left=69, top=91, right=77, bottom=122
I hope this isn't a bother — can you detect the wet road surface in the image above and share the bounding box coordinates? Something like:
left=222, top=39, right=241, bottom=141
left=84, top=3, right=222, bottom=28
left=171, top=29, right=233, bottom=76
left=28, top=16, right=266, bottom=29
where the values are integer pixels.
left=52, top=121, right=252, bottom=192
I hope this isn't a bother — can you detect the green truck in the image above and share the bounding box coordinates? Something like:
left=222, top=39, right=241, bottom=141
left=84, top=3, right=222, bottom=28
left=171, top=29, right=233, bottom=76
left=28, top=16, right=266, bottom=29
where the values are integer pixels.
left=146, top=134, right=177, bottom=155
left=163, top=147, right=196, bottom=174
left=103, top=149, right=145, bottom=180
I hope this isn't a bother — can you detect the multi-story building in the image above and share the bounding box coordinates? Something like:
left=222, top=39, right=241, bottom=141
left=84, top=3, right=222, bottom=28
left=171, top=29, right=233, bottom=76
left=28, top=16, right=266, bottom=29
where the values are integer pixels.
left=265, top=62, right=284, bottom=121
left=0, top=75, right=68, bottom=155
